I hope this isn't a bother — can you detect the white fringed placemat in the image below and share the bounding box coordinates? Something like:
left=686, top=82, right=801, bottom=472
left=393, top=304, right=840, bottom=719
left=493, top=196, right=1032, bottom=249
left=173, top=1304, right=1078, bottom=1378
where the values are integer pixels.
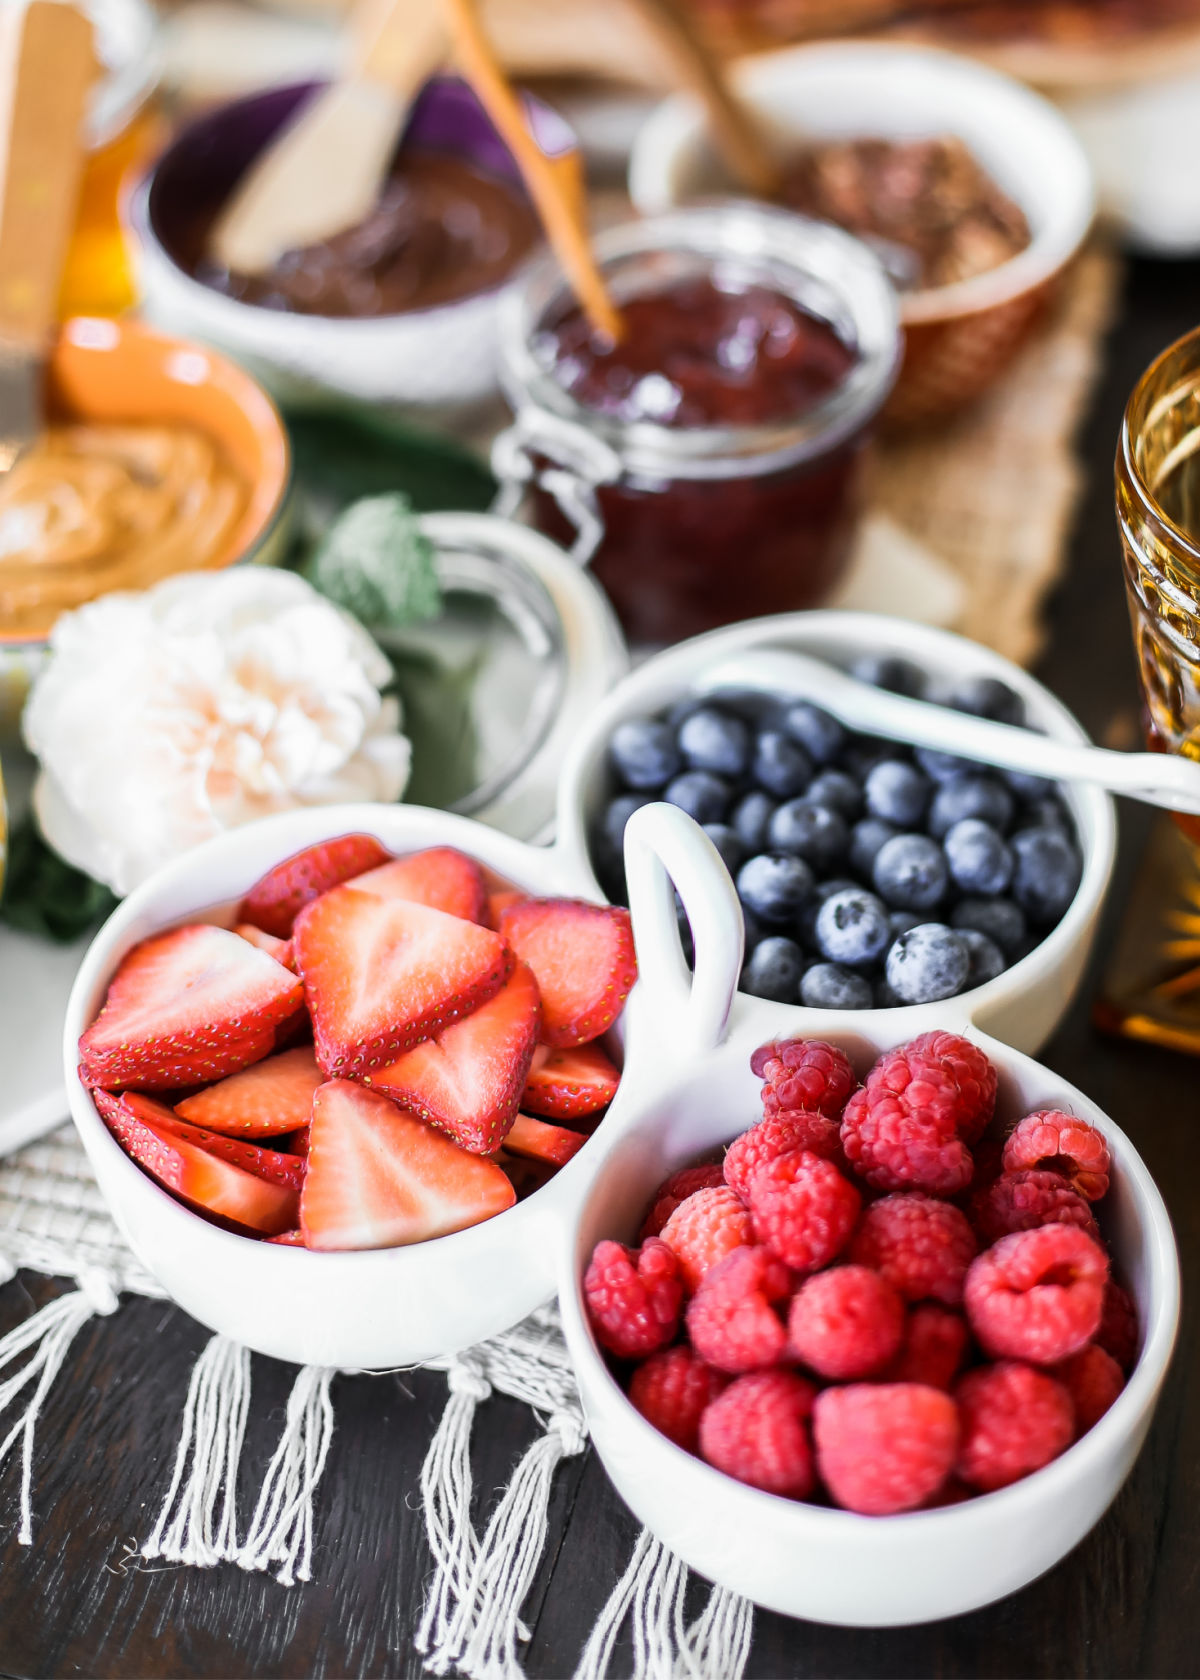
left=0, top=1124, right=753, bottom=1680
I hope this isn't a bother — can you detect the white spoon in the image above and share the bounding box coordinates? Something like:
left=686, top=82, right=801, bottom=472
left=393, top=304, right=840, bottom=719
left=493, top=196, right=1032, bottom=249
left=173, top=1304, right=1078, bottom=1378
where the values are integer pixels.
left=696, top=648, right=1200, bottom=817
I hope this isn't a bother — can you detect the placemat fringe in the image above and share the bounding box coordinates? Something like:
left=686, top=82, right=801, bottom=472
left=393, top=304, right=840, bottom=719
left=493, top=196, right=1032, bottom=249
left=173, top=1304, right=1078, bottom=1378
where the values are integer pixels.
left=141, top=1334, right=251, bottom=1568
left=238, top=1364, right=336, bottom=1586
left=416, top=1355, right=491, bottom=1662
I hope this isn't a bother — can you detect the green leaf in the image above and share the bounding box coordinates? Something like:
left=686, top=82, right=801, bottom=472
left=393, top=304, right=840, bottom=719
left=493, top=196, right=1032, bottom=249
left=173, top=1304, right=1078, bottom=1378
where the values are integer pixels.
left=0, top=815, right=117, bottom=943
left=303, top=492, right=443, bottom=630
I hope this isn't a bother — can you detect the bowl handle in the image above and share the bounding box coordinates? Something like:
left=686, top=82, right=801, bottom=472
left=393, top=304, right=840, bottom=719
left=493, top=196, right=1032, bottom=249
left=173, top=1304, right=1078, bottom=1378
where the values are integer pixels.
left=623, top=802, right=744, bottom=1060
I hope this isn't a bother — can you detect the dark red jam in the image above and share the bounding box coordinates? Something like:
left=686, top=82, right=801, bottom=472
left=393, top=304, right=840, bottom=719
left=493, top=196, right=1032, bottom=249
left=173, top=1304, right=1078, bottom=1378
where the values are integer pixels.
left=546, top=277, right=854, bottom=427
left=532, top=276, right=868, bottom=643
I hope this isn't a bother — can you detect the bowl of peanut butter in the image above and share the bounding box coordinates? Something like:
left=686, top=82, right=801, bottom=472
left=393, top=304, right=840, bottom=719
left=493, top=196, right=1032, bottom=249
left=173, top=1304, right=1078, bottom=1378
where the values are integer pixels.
left=0, top=314, right=291, bottom=690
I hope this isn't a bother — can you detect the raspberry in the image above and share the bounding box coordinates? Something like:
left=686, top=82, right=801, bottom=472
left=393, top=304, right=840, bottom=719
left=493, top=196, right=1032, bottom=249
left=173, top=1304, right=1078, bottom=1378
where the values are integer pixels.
left=1054, top=1343, right=1125, bottom=1437
left=629, top=1345, right=728, bottom=1452
left=849, top=1193, right=977, bottom=1305
left=788, top=1264, right=904, bottom=1379
left=640, top=1164, right=725, bottom=1240
left=1002, top=1111, right=1111, bottom=1201
left=969, top=1169, right=1100, bottom=1247
left=812, top=1383, right=959, bottom=1515
left=955, top=1361, right=1074, bottom=1491
left=1096, top=1280, right=1139, bottom=1373
left=698, top=1369, right=817, bottom=1497
left=660, top=1186, right=754, bottom=1293
left=755, top=1038, right=858, bottom=1119
left=583, top=1238, right=683, bottom=1359
left=964, top=1222, right=1108, bottom=1364
left=885, top=1304, right=969, bottom=1390
left=840, top=1051, right=974, bottom=1196
left=749, top=1149, right=860, bottom=1274
left=723, top=1111, right=841, bottom=1199
left=686, top=1245, right=792, bottom=1374
left=904, top=1031, right=997, bottom=1142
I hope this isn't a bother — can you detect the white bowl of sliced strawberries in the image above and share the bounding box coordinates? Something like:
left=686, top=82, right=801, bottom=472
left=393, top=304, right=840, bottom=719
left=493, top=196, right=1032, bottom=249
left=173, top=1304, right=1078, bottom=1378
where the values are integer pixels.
left=64, top=803, right=638, bottom=1367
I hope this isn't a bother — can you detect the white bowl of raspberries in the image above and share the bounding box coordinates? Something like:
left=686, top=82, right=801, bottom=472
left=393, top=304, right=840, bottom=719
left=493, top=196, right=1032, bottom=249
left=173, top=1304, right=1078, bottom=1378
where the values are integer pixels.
left=560, top=994, right=1179, bottom=1624
left=556, top=610, right=1117, bottom=1057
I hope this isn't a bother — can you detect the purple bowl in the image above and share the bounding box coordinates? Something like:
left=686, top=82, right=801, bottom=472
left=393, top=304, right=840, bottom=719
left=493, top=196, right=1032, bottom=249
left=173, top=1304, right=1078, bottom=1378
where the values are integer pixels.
left=142, top=75, right=573, bottom=295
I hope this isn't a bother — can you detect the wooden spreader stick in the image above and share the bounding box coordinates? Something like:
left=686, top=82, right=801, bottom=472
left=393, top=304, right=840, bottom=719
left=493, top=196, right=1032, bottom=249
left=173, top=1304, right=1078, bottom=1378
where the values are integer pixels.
left=443, top=0, right=624, bottom=341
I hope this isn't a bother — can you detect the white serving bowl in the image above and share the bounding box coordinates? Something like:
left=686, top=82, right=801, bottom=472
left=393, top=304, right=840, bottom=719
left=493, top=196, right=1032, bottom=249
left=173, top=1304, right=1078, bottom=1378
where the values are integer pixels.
left=556, top=610, right=1116, bottom=1058
left=557, top=811, right=1180, bottom=1624
left=628, top=42, right=1095, bottom=423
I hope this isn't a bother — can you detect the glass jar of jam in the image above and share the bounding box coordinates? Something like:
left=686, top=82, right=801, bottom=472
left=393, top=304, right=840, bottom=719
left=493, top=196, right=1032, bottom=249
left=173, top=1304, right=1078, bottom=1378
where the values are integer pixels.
left=1117, top=324, right=1200, bottom=845
left=493, top=205, right=900, bottom=644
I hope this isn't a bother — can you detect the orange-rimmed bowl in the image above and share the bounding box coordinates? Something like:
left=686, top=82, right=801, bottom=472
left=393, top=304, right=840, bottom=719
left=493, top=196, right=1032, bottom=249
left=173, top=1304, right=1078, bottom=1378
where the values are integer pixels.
left=0, top=315, right=292, bottom=724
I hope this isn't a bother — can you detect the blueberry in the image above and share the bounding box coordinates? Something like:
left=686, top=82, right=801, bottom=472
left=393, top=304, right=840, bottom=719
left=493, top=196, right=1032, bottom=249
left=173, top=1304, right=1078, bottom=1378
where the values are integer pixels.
left=849, top=817, right=900, bottom=880
left=959, top=928, right=1006, bottom=988
left=888, top=909, right=924, bottom=939
left=741, top=936, right=806, bottom=1002
left=927, top=775, right=1015, bottom=839
left=841, top=738, right=909, bottom=780
left=742, top=907, right=768, bottom=954
left=864, top=759, right=930, bottom=827
left=609, top=719, right=682, bottom=790
left=1021, top=793, right=1072, bottom=833
left=951, top=895, right=1027, bottom=956
left=800, top=876, right=858, bottom=945
left=873, top=833, right=949, bottom=911
left=703, top=823, right=747, bottom=877
left=1003, top=767, right=1054, bottom=800
left=851, top=654, right=925, bottom=698
left=768, top=800, right=849, bottom=872
left=948, top=675, right=1025, bottom=727
left=753, top=730, right=813, bottom=798
left=943, top=819, right=1014, bottom=896
left=781, top=701, right=845, bottom=765
left=815, top=888, right=891, bottom=966
left=732, top=790, right=777, bottom=853
left=737, top=853, right=814, bottom=925
left=1011, top=826, right=1082, bottom=922
left=916, top=746, right=975, bottom=784
left=875, top=977, right=904, bottom=1008
left=664, top=770, right=730, bottom=825
left=600, top=793, right=650, bottom=855
left=806, top=768, right=863, bottom=821
left=678, top=706, right=752, bottom=777
left=801, top=962, right=874, bottom=1010
left=885, top=924, right=970, bottom=1004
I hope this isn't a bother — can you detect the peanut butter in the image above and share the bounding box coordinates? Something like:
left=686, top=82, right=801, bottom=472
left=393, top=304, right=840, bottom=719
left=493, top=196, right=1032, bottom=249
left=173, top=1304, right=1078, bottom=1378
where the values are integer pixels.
left=0, top=423, right=247, bottom=639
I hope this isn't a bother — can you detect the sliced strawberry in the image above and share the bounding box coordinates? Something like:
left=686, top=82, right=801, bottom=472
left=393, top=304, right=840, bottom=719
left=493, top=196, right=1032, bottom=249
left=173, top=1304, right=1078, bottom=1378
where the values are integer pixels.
left=294, top=888, right=512, bottom=1074
left=269, top=1229, right=306, bottom=1246
left=348, top=847, right=488, bottom=923
left=234, top=924, right=297, bottom=970
left=503, top=1113, right=590, bottom=1167
left=286, top=1125, right=311, bottom=1158
left=496, top=1150, right=557, bottom=1201
left=485, top=889, right=528, bottom=931
left=367, top=962, right=541, bottom=1154
left=94, top=1089, right=298, bottom=1235
left=175, top=1046, right=322, bottom=1138
left=522, top=1042, right=620, bottom=1119
left=109, top=1091, right=306, bottom=1190
left=300, top=1080, right=516, bottom=1251
left=239, top=834, right=392, bottom=938
left=498, top=899, right=636, bottom=1048
left=79, top=924, right=304, bottom=1092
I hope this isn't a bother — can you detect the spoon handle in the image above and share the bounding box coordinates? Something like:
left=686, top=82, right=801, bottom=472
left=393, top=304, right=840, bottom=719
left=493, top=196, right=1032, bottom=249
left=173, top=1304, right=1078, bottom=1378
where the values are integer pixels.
left=699, top=649, right=1200, bottom=818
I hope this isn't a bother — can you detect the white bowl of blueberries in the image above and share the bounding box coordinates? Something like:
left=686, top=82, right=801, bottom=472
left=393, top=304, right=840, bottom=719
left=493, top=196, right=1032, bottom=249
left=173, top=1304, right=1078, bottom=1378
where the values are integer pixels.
left=556, top=611, right=1116, bottom=1056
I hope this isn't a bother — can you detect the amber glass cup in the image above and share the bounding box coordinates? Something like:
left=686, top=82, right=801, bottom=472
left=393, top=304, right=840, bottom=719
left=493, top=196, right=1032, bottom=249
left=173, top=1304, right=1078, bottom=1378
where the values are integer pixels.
left=1117, top=325, right=1200, bottom=844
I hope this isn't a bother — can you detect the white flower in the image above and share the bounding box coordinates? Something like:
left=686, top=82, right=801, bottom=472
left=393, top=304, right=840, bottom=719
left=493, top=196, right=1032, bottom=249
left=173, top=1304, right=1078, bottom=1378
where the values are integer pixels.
left=23, top=567, right=411, bottom=895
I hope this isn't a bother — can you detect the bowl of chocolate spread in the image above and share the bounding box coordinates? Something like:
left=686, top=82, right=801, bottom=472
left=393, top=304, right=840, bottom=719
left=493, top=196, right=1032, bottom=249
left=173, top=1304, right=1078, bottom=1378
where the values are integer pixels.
left=128, top=77, right=569, bottom=411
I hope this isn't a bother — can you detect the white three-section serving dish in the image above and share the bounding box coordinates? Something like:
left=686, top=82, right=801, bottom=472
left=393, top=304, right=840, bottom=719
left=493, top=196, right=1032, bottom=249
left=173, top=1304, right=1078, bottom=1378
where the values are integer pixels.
left=62, top=611, right=1178, bottom=1624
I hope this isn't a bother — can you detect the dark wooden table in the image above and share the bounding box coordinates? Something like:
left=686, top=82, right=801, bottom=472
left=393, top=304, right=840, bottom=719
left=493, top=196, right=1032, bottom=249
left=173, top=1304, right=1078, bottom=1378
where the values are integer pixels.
left=2, top=254, right=1199, bottom=1680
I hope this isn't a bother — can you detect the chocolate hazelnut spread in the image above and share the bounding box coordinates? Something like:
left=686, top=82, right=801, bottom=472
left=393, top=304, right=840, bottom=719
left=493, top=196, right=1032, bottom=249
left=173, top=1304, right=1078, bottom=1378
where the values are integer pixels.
left=192, top=151, right=540, bottom=318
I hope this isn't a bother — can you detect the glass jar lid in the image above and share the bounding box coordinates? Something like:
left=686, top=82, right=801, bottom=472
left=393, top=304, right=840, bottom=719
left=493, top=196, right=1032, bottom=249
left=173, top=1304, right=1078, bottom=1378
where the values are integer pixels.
left=497, top=203, right=902, bottom=482
left=385, top=512, right=627, bottom=841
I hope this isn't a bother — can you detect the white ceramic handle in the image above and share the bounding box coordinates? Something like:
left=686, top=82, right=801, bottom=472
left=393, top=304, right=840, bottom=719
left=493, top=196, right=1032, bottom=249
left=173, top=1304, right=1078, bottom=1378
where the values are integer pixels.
left=700, top=648, right=1200, bottom=817
left=622, top=802, right=744, bottom=1059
